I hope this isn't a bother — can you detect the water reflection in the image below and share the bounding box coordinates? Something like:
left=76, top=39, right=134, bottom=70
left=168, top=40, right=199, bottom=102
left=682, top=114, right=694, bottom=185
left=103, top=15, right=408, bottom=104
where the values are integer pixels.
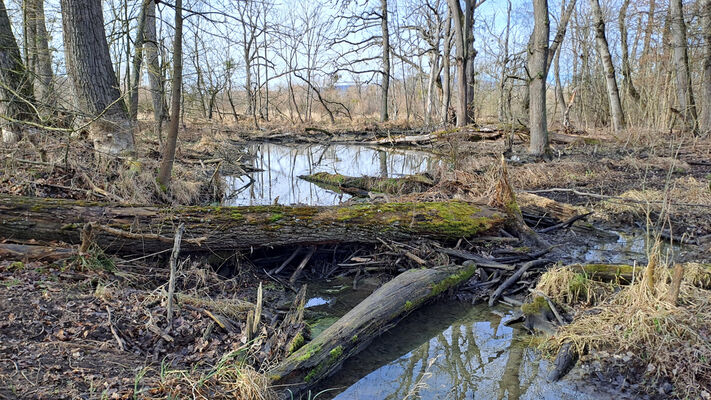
left=566, top=230, right=680, bottom=265
left=322, top=302, right=619, bottom=400
left=224, top=143, right=439, bottom=206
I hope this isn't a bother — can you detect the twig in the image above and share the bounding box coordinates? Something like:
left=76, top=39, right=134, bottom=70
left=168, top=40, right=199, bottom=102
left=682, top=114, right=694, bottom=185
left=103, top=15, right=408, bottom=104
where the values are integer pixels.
left=166, top=223, right=185, bottom=330
left=95, top=224, right=206, bottom=246
left=289, top=246, right=316, bottom=284
left=537, top=212, right=593, bottom=234
left=106, top=306, right=125, bottom=351
left=271, top=246, right=302, bottom=275
left=489, top=259, right=550, bottom=307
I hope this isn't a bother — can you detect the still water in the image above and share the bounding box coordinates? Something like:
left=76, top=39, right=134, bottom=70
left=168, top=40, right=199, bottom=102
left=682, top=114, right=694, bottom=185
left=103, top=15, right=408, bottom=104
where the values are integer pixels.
left=223, top=143, right=440, bottom=206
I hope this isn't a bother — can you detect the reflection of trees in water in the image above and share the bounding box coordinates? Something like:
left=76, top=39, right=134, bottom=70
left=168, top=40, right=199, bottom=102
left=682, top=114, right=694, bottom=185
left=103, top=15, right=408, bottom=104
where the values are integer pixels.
left=369, top=314, right=534, bottom=400
left=227, top=143, right=438, bottom=205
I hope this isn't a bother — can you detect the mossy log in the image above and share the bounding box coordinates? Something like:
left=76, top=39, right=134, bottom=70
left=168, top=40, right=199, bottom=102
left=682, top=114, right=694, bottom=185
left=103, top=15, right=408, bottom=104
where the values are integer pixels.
left=0, top=195, right=505, bottom=254
left=268, top=263, right=478, bottom=397
left=566, top=263, right=637, bottom=284
left=299, top=171, right=434, bottom=196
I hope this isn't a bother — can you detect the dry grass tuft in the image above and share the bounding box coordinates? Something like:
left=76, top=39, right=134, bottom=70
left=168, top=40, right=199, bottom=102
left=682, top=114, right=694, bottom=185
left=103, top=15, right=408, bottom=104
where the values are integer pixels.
left=540, top=257, right=711, bottom=398
left=536, top=266, right=616, bottom=306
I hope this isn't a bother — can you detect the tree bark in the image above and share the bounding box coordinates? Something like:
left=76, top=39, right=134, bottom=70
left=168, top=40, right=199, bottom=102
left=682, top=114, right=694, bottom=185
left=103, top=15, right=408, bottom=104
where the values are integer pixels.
left=589, top=0, right=625, bottom=132
left=156, top=0, right=182, bottom=187
left=23, top=0, right=53, bottom=110
left=669, top=0, right=698, bottom=134
left=61, top=0, right=134, bottom=154
left=702, top=0, right=711, bottom=134
left=129, top=0, right=150, bottom=121
left=269, top=263, right=479, bottom=397
left=618, top=0, right=640, bottom=102
left=380, top=0, right=390, bottom=122
left=0, top=0, right=35, bottom=142
left=145, top=0, right=169, bottom=125
left=447, top=0, right=471, bottom=127
left=440, top=12, right=452, bottom=125
left=0, top=195, right=506, bottom=254
left=528, top=0, right=549, bottom=157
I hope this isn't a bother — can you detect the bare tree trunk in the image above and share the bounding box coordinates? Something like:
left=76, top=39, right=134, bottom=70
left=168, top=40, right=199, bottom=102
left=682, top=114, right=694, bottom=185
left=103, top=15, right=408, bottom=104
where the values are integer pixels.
left=0, top=0, right=35, bottom=142
left=447, top=0, right=470, bottom=127
left=380, top=0, right=390, bottom=122
left=441, top=13, right=452, bottom=124
left=545, top=0, right=576, bottom=75
left=425, top=52, right=439, bottom=126
left=129, top=0, right=149, bottom=121
left=23, top=0, right=53, bottom=110
left=61, top=0, right=134, bottom=154
left=498, top=0, right=512, bottom=123
left=702, top=0, right=711, bottom=134
left=669, top=0, right=698, bottom=134
left=145, top=0, right=168, bottom=125
left=528, top=0, right=549, bottom=156
left=156, top=0, right=182, bottom=188
left=589, top=0, right=625, bottom=132
left=618, top=0, right=640, bottom=102
left=642, top=0, right=655, bottom=59
left=554, top=41, right=566, bottom=125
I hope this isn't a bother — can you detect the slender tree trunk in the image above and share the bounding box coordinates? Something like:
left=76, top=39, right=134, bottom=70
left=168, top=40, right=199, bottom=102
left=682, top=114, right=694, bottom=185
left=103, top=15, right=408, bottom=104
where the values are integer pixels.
left=23, top=0, right=53, bottom=110
left=448, top=0, right=468, bottom=127
left=380, top=0, right=390, bottom=122
left=619, top=0, right=640, bottom=102
left=425, top=52, right=439, bottom=126
left=129, top=0, right=149, bottom=121
left=642, top=0, right=655, bottom=59
left=145, top=0, right=168, bottom=125
left=61, top=0, right=134, bottom=154
left=669, top=0, right=698, bottom=134
left=0, top=0, right=35, bottom=142
left=528, top=0, right=550, bottom=157
left=701, top=0, right=711, bottom=134
left=589, top=0, right=625, bottom=132
left=498, top=0, right=511, bottom=123
left=441, top=13, right=452, bottom=124
left=554, top=42, right=566, bottom=126
left=156, top=0, right=182, bottom=188
left=545, top=0, right=576, bottom=75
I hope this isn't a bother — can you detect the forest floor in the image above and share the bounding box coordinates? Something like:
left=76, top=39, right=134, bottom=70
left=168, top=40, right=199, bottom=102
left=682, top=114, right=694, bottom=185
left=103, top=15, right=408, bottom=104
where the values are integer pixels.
left=0, top=120, right=710, bottom=399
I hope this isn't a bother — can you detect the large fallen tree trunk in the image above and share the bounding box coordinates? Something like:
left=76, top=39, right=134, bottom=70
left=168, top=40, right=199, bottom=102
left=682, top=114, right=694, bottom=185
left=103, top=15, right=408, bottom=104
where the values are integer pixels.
left=0, top=195, right=505, bottom=254
left=268, top=263, right=478, bottom=397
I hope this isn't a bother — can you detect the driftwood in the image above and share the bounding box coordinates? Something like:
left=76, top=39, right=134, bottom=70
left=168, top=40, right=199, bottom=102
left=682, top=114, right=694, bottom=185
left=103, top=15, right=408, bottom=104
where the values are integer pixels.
left=269, top=263, right=478, bottom=397
left=0, top=195, right=506, bottom=254
left=299, top=172, right=435, bottom=196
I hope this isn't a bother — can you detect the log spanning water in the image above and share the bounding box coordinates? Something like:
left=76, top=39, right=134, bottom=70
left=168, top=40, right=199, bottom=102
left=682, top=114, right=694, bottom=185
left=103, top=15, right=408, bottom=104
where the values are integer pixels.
left=0, top=195, right=506, bottom=254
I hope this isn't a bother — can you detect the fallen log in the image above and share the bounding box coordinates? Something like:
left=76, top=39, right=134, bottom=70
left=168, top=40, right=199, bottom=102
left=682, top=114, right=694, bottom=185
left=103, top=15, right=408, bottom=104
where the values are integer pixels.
left=0, top=243, right=76, bottom=261
left=0, top=195, right=505, bottom=254
left=299, top=171, right=434, bottom=196
left=268, top=263, right=478, bottom=397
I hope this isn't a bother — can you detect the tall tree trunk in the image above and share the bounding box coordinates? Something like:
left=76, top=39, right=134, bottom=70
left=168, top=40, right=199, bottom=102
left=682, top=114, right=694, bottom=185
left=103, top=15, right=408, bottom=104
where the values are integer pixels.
left=642, top=0, right=655, bottom=59
left=618, top=0, right=640, bottom=102
left=380, top=0, right=390, bottom=122
left=669, top=0, right=698, bottom=134
left=498, top=0, right=512, bottom=123
left=61, top=0, right=134, bottom=154
left=23, top=0, right=53, bottom=110
left=425, top=52, right=439, bottom=126
left=447, top=0, right=469, bottom=127
left=0, top=0, right=35, bottom=141
left=701, top=0, right=711, bottom=134
left=554, top=41, right=567, bottom=126
left=589, top=0, right=625, bottom=132
left=528, top=0, right=550, bottom=157
left=145, top=0, right=168, bottom=125
left=156, top=0, right=182, bottom=188
left=545, top=0, right=575, bottom=75
left=129, top=0, right=149, bottom=121
left=440, top=13, right=452, bottom=125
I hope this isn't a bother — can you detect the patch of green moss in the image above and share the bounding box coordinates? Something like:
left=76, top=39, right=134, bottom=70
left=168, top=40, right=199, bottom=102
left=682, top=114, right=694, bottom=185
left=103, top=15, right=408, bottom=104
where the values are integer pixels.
left=287, top=332, right=305, bottom=354
left=351, top=334, right=358, bottom=343
left=329, top=346, right=343, bottom=361
left=295, top=343, right=322, bottom=362
left=8, top=261, right=24, bottom=271
left=521, top=296, right=550, bottom=316
left=304, top=363, right=323, bottom=383
left=430, top=263, right=478, bottom=297
left=268, top=212, right=284, bottom=223
left=404, top=300, right=414, bottom=311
